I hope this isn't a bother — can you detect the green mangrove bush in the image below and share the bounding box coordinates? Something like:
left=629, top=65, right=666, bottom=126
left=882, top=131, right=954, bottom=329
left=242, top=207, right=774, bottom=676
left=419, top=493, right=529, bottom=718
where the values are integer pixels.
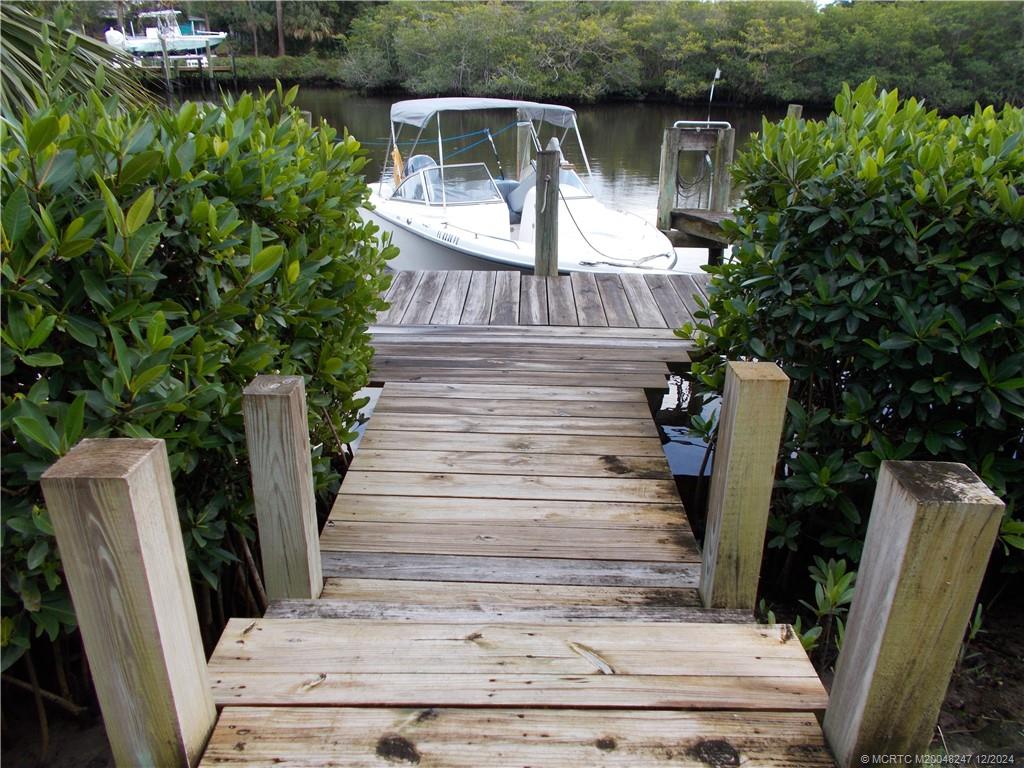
left=0, top=84, right=394, bottom=671
left=685, top=80, right=1024, bottom=586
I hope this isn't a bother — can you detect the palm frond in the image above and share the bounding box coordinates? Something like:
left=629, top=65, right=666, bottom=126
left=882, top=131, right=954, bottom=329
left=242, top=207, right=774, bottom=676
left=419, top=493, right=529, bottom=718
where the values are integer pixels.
left=0, top=3, right=153, bottom=115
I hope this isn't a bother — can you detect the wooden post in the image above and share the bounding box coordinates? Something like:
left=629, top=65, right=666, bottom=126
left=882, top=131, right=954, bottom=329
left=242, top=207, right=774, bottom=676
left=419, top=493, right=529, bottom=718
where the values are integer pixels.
left=231, top=51, right=238, bottom=89
left=160, top=36, right=174, bottom=106
left=823, top=461, right=1003, bottom=766
left=40, top=439, right=215, bottom=767
left=534, top=149, right=560, bottom=277
left=656, top=128, right=681, bottom=231
left=242, top=375, right=323, bottom=600
left=786, top=103, right=803, bottom=120
left=205, top=40, right=215, bottom=91
left=516, top=110, right=532, bottom=181
left=699, top=361, right=789, bottom=609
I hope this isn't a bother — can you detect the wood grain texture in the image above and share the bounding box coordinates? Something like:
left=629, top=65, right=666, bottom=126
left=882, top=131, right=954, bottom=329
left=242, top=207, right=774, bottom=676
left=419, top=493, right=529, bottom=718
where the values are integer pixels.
left=547, top=275, right=579, bottom=325
left=370, top=323, right=681, bottom=338
left=363, top=413, right=661, bottom=437
left=667, top=274, right=705, bottom=322
left=375, top=270, right=423, bottom=324
left=210, top=670, right=825, bottom=710
left=203, top=707, right=833, bottom=767
left=372, top=342, right=688, bottom=362
left=644, top=274, right=693, bottom=329
left=370, top=369, right=668, bottom=388
left=320, top=520, right=693, bottom=561
left=265, top=599, right=750, bottom=624
left=372, top=395, right=653, bottom=419
left=519, top=274, right=548, bottom=325
left=315, top=578, right=701, bottom=608
left=460, top=270, right=496, bottom=324
left=429, top=269, right=472, bottom=324
left=357, top=430, right=667, bottom=457
left=41, top=439, right=215, bottom=768
left=377, top=381, right=649, bottom=402
left=320, top=552, right=701, bottom=588
left=700, top=363, right=789, bottom=609
left=534, top=150, right=561, bottom=276
left=210, top=620, right=819, bottom=678
left=372, top=355, right=668, bottom=373
left=208, top=619, right=826, bottom=710
left=596, top=273, right=638, bottom=327
left=338, top=471, right=680, bottom=503
left=619, top=274, right=669, bottom=328
left=823, top=461, right=1004, bottom=767
left=349, top=449, right=673, bottom=479
left=400, top=270, right=447, bottom=324
left=328, top=495, right=687, bottom=529
left=489, top=270, right=521, bottom=325
left=571, top=272, right=609, bottom=326
left=242, top=376, right=322, bottom=600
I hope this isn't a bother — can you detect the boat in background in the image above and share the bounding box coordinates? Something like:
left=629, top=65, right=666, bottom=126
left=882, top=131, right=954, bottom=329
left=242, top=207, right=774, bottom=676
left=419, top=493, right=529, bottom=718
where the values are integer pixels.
left=367, top=97, right=681, bottom=274
left=105, top=10, right=227, bottom=56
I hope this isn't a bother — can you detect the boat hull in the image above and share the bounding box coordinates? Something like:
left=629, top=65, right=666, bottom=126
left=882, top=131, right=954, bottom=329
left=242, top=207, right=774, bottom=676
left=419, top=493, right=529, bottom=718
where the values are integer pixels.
left=365, top=197, right=694, bottom=274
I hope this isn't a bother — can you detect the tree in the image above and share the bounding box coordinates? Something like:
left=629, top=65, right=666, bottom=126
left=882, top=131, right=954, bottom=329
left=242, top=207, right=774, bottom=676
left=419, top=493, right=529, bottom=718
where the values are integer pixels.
left=276, top=0, right=285, bottom=57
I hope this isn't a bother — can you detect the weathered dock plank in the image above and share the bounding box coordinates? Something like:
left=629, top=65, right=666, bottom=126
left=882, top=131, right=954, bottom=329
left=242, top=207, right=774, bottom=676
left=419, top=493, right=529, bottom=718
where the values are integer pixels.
left=202, top=707, right=834, bottom=767
left=327, top=495, right=687, bottom=528
left=320, top=552, right=701, bottom=588
left=349, top=449, right=673, bottom=479
left=489, top=270, right=521, bottom=324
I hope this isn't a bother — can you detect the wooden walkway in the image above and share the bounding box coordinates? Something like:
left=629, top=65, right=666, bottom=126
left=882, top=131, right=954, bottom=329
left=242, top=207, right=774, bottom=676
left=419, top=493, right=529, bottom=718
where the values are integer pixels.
left=200, top=271, right=832, bottom=766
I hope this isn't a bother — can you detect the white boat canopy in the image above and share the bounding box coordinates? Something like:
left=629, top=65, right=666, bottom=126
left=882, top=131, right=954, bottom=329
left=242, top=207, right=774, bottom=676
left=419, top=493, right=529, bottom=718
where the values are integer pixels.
left=390, top=98, right=577, bottom=129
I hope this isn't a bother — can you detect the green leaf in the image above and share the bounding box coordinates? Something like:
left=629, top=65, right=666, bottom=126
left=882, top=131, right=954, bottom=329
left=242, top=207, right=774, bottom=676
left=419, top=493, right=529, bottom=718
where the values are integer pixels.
left=130, top=364, right=168, bottom=394
left=27, top=115, right=59, bottom=154
left=20, top=352, right=63, bottom=366
left=93, top=173, right=125, bottom=233
left=252, top=244, right=286, bottom=278
left=14, top=415, right=61, bottom=454
left=64, top=394, right=86, bottom=446
left=124, top=187, right=154, bottom=235
left=176, top=101, right=198, bottom=133
left=119, top=150, right=162, bottom=186
left=2, top=186, right=32, bottom=244
left=808, top=214, right=830, bottom=233
left=110, top=327, right=132, bottom=387
left=25, top=540, right=49, bottom=570
left=26, top=315, right=56, bottom=349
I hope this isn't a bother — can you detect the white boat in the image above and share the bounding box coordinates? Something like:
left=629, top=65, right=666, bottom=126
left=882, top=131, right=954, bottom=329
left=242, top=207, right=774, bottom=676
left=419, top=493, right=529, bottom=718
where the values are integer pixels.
left=367, top=97, right=681, bottom=274
left=105, top=10, right=227, bottom=56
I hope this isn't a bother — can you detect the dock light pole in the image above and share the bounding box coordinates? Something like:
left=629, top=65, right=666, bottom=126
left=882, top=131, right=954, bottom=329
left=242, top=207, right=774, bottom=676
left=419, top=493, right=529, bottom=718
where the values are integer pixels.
left=534, top=148, right=560, bottom=276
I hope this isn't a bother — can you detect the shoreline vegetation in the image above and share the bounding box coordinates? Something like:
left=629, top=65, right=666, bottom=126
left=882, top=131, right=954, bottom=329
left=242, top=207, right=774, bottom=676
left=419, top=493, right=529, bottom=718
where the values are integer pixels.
left=204, top=1, right=1024, bottom=113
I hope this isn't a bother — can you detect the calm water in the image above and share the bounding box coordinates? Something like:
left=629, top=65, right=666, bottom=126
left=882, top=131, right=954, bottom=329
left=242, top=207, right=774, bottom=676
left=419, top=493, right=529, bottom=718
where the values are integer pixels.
left=294, top=89, right=797, bottom=221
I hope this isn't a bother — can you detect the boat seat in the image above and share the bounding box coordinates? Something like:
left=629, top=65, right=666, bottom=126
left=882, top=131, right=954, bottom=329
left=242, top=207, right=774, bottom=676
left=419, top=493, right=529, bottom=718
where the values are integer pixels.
left=494, top=179, right=518, bottom=203
left=506, top=170, right=537, bottom=224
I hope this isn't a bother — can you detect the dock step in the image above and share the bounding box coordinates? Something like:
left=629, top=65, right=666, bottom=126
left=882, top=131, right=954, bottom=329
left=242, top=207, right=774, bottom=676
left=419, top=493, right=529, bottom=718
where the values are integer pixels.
left=208, top=619, right=828, bottom=711
left=202, top=707, right=834, bottom=767
left=266, top=577, right=751, bottom=623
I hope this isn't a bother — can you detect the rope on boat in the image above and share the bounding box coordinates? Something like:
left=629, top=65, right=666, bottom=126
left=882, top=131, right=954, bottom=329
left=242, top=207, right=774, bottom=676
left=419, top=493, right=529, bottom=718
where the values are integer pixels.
left=558, top=186, right=678, bottom=271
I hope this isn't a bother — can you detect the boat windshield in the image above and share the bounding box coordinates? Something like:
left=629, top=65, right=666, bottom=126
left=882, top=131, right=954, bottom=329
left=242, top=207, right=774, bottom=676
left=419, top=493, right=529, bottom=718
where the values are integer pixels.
left=559, top=168, right=591, bottom=198
left=394, top=163, right=503, bottom=205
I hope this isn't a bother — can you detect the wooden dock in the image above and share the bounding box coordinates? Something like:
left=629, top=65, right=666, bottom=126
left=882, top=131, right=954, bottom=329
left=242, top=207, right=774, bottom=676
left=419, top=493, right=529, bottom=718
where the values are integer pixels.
left=198, top=269, right=833, bottom=764
left=39, top=270, right=1003, bottom=766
